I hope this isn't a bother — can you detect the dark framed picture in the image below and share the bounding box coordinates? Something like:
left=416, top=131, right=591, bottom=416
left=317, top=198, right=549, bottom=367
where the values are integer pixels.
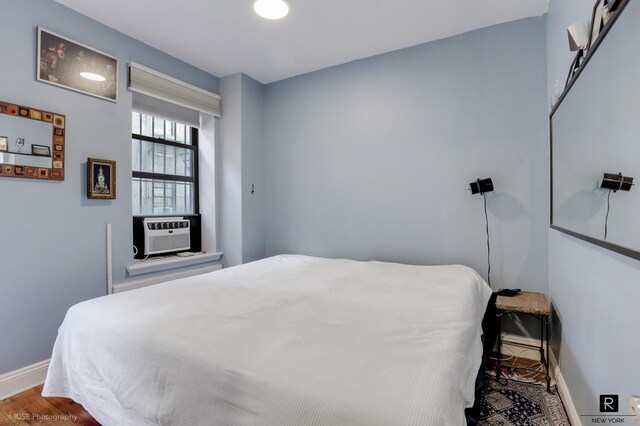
left=0, top=136, right=7, bottom=152
left=31, top=144, right=51, bottom=157
left=589, top=0, right=606, bottom=50
left=37, top=27, right=118, bottom=102
left=87, top=158, right=116, bottom=199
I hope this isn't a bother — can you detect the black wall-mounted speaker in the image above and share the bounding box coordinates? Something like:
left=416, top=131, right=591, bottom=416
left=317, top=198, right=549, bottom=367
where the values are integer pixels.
left=601, top=173, right=633, bottom=192
left=470, top=178, right=494, bottom=195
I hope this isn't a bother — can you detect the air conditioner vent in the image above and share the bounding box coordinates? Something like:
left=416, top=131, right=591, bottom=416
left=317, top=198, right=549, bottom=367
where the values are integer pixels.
left=143, top=217, right=191, bottom=255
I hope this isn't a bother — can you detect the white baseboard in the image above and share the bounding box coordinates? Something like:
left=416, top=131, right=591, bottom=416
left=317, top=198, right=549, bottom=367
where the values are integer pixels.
left=500, top=333, right=545, bottom=362
left=0, top=360, right=49, bottom=400
left=551, top=352, right=582, bottom=426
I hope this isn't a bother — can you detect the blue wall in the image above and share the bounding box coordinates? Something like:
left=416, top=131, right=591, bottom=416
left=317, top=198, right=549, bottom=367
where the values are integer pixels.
left=240, top=75, right=266, bottom=264
left=0, top=0, right=218, bottom=374
left=264, top=17, right=549, bottom=305
left=219, top=73, right=266, bottom=267
left=219, top=74, right=244, bottom=267
left=547, top=0, right=640, bottom=417
left=4, top=3, right=599, bottom=399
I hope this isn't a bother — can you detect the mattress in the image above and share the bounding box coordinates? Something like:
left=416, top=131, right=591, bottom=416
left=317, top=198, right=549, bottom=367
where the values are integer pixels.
left=43, top=255, right=492, bottom=426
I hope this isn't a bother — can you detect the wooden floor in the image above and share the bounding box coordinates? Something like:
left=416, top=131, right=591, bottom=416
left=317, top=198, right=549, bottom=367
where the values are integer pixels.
left=0, top=357, right=549, bottom=426
left=0, top=384, right=98, bottom=426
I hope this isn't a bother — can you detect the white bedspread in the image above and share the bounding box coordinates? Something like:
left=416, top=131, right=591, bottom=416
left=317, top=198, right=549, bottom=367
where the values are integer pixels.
left=43, top=255, right=492, bottom=426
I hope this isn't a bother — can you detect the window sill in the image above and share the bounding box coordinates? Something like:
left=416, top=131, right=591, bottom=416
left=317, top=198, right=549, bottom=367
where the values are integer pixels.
left=126, top=252, right=223, bottom=276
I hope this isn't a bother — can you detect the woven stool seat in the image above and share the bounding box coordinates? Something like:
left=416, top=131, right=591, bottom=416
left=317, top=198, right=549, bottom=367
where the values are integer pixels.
left=496, top=291, right=549, bottom=315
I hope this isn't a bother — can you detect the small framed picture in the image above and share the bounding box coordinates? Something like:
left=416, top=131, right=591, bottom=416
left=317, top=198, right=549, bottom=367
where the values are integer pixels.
left=589, top=0, right=606, bottom=50
left=87, top=157, right=116, bottom=199
left=0, top=136, right=7, bottom=152
left=31, top=144, right=51, bottom=157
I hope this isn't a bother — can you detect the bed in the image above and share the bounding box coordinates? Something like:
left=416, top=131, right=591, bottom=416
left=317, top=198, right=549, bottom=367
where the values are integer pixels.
left=43, top=255, right=492, bottom=425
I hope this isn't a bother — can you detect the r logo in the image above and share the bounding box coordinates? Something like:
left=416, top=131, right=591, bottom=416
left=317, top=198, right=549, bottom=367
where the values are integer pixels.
left=600, top=395, right=619, bottom=412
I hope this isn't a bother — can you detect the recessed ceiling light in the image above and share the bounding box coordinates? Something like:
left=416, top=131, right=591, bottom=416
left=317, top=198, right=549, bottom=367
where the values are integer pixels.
left=80, top=72, right=106, bottom=82
left=253, top=0, right=289, bottom=20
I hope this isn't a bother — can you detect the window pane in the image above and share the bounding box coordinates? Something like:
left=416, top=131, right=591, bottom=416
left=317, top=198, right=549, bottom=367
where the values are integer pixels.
left=175, top=147, right=193, bottom=176
left=132, top=112, right=141, bottom=135
left=153, top=143, right=165, bottom=174
left=132, top=112, right=197, bottom=216
left=153, top=181, right=166, bottom=214
left=140, top=140, right=193, bottom=177
left=176, top=147, right=185, bottom=176
left=176, top=182, right=185, bottom=213
left=132, top=178, right=141, bottom=215
left=186, top=150, right=192, bottom=177
left=184, top=183, right=193, bottom=214
left=176, top=123, right=185, bottom=143
left=141, top=179, right=153, bottom=214
left=141, top=140, right=154, bottom=173
left=153, top=117, right=164, bottom=139
left=165, top=120, right=175, bottom=141
left=164, top=181, right=175, bottom=212
left=141, top=114, right=153, bottom=137
left=165, top=145, right=176, bottom=175
left=132, top=139, right=141, bottom=172
left=132, top=178, right=192, bottom=215
left=186, top=182, right=192, bottom=212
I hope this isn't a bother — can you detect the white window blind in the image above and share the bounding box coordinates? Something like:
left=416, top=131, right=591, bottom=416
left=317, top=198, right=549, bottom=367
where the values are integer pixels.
left=132, top=93, right=200, bottom=128
left=128, top=62, right=221, bottom=122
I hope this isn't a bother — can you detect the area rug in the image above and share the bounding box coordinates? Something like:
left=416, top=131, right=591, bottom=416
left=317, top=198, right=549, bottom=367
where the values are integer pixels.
left=479, top=377, right=570, bottom=425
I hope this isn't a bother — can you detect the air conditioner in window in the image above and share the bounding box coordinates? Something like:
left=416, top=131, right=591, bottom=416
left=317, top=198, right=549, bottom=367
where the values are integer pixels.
left=143, top=217, right=190, bottom=255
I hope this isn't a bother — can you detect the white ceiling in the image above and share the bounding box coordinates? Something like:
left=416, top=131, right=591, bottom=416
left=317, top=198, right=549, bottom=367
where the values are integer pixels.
left=54, top=0, right=549, bottom=84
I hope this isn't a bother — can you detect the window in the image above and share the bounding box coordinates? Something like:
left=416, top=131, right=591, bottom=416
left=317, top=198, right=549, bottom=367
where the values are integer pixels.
left=131, top=112, right=199, bottom=216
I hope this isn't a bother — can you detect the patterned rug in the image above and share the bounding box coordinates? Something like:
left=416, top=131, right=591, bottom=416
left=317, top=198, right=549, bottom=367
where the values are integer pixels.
left=479, top=377, right=570, bottom=425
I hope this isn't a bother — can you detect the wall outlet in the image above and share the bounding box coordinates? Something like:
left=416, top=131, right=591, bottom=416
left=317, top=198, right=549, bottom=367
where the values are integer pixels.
left=629, top=396, right=640, bottom=423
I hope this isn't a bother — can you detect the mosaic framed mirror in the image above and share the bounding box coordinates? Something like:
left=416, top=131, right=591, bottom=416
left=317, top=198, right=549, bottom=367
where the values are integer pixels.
left=0, top=101, right=65, bottom=180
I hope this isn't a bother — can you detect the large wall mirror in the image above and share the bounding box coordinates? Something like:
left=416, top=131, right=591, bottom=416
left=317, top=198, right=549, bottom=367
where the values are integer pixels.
left=0, top=101, right=65, bottom=180
left=551, top=0, right=640, bottom=259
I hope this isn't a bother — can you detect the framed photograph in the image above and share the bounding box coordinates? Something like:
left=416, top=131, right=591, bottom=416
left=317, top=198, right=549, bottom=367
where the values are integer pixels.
left=37, top=27, right=118, bottom=102
left=87, top=158, right=116, bottom=199
left=589, top=0, right=606, bottom=50
left=31, top=144, right=51, bottom=157
left=0, top=136, right=7, bottom=152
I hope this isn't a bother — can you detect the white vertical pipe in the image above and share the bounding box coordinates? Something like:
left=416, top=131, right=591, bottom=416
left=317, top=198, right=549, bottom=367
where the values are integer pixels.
left=107, top=223, right=113, bottom=295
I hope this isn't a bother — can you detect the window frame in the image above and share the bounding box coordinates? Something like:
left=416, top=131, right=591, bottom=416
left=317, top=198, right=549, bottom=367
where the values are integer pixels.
left=131, top=113, right=200, bottom=216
